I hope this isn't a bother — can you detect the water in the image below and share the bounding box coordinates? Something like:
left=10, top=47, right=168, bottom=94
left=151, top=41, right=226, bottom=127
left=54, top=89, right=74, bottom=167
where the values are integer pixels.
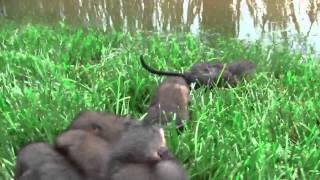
left=1, top=0, right=320, bottom=54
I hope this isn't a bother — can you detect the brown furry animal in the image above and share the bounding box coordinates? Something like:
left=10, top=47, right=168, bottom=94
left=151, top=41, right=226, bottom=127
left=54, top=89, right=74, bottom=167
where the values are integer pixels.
left=68, top=111, right=137, bottom=143
left=142, top=77, right=190, bottom=131
left=55, top=129, right=110, bottom=180
left=207, top=59, right=255, bottom=86
left=14, top=142, right=83, bottom=180
left=140, top=55, right=254, bottom=88
left=140, top=55, right=219, bottom=87
left=225, top=60, right=255, bottom=83
left=188, top=61, right=230, bottom=87
left=106, top=124, right=187, bottom=180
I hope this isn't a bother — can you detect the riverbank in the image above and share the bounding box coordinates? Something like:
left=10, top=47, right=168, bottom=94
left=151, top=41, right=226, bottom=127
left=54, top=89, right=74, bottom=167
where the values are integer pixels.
left=0, top=20, right=319, bottom=179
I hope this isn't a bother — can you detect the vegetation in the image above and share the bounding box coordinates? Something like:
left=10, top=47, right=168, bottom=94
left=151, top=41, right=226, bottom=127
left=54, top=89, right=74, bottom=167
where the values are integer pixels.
left=0, top=19, right=319, bottom=179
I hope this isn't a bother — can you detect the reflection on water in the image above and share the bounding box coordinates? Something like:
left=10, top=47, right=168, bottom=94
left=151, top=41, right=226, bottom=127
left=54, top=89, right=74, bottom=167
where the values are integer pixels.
left=1, top=0, right=320, bottom=53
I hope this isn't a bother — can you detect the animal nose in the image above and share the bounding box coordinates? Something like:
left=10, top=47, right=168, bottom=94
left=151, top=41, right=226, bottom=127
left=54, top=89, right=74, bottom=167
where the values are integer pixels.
left=158, top=147, right=172, bottom=160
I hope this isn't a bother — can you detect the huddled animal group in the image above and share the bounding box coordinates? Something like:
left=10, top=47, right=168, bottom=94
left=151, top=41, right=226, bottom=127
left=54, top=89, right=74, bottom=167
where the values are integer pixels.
left=14, top=55, right=254, bottom=180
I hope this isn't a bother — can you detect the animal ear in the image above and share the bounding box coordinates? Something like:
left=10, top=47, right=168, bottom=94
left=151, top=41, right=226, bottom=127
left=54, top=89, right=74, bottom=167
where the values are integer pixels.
left=55, top=130, right=84, bottom=149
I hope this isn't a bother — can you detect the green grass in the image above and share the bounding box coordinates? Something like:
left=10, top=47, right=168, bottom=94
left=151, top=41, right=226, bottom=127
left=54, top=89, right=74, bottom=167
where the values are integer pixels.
left=0, top=19, right=319, bottom=179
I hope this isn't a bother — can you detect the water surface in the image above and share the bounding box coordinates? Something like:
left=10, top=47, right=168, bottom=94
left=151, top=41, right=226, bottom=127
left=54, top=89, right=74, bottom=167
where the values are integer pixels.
left=1, top=0, right=320, bottom=54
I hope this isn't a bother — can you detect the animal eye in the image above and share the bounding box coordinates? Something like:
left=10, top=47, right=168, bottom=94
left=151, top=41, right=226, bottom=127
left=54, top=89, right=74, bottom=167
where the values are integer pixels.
left=91, top=124, right=102, bottom=132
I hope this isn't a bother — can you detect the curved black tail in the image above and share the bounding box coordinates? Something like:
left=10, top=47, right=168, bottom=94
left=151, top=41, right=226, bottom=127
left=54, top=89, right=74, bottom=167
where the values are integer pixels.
left=140, top=55, right=185, bottom=78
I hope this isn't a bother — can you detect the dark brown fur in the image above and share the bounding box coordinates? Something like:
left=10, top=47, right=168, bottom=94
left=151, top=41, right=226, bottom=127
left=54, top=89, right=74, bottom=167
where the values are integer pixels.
left=225, top=60, right=255, bottom=81
left=55, top=129, right=110, bottom=180
left=143, top=77, right=190, bottom=131
left=209, top=59, right=255, bottom=86
left=187, top=61, right=227, bottom=87
left=106, top=124, right=187, bottom=180
left=68, top=111, right=137, bottom=143
left=188, top=60, right=255, bottom=87
left=140, top=55, right=219, bottom=87
left=140, top=55, right=254, bottom=88
left=14, top=142, right=83, bottom=180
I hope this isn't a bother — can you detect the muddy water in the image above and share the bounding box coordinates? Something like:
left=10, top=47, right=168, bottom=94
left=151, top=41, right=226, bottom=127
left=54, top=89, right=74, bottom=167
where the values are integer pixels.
left=1, top=0, right=320, bottom=54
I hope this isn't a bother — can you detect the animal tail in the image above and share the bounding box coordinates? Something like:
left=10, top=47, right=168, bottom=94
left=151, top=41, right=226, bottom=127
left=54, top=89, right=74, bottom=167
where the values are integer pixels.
left=140, top=55, right=185, bottom=78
